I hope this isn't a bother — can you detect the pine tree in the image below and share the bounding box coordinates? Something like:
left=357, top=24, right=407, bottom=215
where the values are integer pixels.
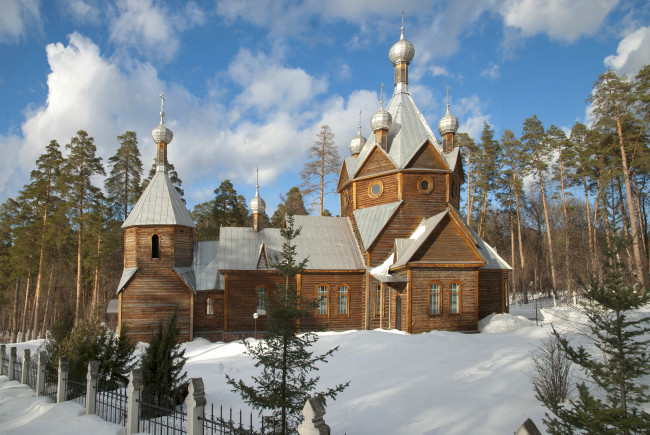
left=140, top=309, right=188, bottom=413
left=226, top=215, right=349, bottom=434
left=475, top=122, right=500, bottom=237
left=300, top=125, right=341, bottom=216
left=212, top=179, right=249, bottom=236
left=270, top=187, right=308, bottom=228
left=105, top=131, right=143, bottom=221
left=541, top=245, right=650, bottom=434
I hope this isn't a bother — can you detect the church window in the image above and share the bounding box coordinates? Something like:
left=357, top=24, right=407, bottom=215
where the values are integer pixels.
left=316, top=285, right=329, bottom=315
left=450, top=282, right=461, bottom=314
left=417, top=176, right=434, bottom=194
left=374, top=285, right=382, bottom=316
left=428, top=282, right=441, bottom=315
left=343, top=190, right=349, bottom=207
left=256, top=286, right=267, bottom=315
left=337, top=285, right=349, bottom=315
left=368, top=181, right=384, bottom=198
left=206, top=297, right=214, bottom=316
left=151, top=234, right=160, bottom=258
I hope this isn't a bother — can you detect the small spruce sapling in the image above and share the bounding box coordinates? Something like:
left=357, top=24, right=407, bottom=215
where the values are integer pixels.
left=226, top=214, right=349, bottom=434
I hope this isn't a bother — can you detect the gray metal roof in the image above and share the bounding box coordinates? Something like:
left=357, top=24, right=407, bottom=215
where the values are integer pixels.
left=194, top=241, right=224, bottom=290
left=122, top=171, right=196, bottom=228
left=391, top=210, right=449, bottom=269
left=292, top=216, right=366, bottom=270
left=217, top=217, right=365, bottom=271
left=463, top=218, right=512, bottom=270
left=173, top=267, right=197, bottom=293
left=106, top=298, right=119, bottom=314
left=116, top=267, right=138, bottom=293
left=353, top=201, right=402, bottom=250
left=344, top=90, right=460, bottom=179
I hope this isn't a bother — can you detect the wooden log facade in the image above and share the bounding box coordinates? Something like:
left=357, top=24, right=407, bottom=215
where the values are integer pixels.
left=116, top=25, right=510, bottom=342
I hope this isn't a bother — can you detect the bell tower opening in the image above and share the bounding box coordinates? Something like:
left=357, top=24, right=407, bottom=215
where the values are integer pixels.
left=152, top=234, right=160, bottom=258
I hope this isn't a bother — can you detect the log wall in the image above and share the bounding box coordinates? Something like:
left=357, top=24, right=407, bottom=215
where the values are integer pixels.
left=478, top=269, right=507, bottom=320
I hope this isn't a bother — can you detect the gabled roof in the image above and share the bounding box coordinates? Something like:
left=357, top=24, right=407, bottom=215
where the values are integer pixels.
left=173, top=267, right=197, bottom=293
left=194, top=241, right=224, bottom=290
left=218, top=227, right=283, bottom=271
left=391, top=210, right=449, bottom=269
left=353, top=201, right=402, bottom=250
left=116, top=267, right=138, bottom=294
left=123, top=171, right=195, bottom=228
left=462, top=218, right=512, bottom=270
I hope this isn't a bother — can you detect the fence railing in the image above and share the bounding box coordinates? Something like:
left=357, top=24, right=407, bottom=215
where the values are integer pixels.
left=0, top=345, right=324, bottom=435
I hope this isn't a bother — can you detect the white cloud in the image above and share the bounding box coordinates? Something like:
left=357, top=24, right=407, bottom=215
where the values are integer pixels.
left=481, top=62, right=500, bottom=80
left=499, top=0, right=618, bottom=43
left=431, top=66, right=450, bottom=77
left=108, top=0, right=205, bottom=63
left=0, top=0, right=41, bottom=44
left=63, top=0, right=101, bottom=23
left=456, top=95, right=490, bottom=139
left=604, top=26, right=650, bottom=77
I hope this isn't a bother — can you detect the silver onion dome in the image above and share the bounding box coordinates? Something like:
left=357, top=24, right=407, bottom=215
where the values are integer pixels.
left=349, top=130, right=366, bottom=156
left=437, top=104, right=459, bottom=136
left=250, top=190, right=266, bottom=215
left=371, top=85, right=392, bottom=131
left=152, top=93, right=173, bottom=144
left=389, top=26, right=415, bottom=66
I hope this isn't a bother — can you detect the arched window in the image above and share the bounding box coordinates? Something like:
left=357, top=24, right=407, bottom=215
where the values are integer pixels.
left=256, top=286, right=267, bottom=315
left=449, top=282, right=461, bottom=314
left=151, top=234, right=160, bottom=258
left=206, top=297, right=214, bottom=316
left=428, top=282, right=441, bottom=315
left=337, top=285, right=349, bottom=315
left=316, top=285, right=329, bottom=316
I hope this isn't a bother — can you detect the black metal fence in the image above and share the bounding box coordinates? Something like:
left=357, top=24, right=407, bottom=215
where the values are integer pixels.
left=202, top=404, right=272, bottom=435
left=66, top=370, right=87, bottom=406
left=12, top=356, right=22, bottom=381
left=27, top=356, right=38, bottom=389
left=43, top=364, right=58, bottom=402
left=96, top=386, right=128, bottom=426
left=1, top=351, right=7, bottom=374
left=139, top=400, right=187, bottom=435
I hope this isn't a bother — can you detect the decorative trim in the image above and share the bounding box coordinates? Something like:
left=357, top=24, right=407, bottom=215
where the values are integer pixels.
left=368, top=180, right=384, bottom=198
left=417, top=176, right=434, bottom=195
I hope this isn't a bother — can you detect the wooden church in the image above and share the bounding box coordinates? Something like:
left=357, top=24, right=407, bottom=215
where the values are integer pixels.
left=116, top=24, right=511, bottom=343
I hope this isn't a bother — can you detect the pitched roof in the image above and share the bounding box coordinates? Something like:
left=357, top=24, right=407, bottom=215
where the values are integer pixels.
left=391, top=210, right=449, bottom=269
left=353, top=201, right=402, bottom=250
left=122, top=170, right=195, bottom=228
left=173, top=267, right=197, bottom=293
left=194, top=241, right=224, bottom=290
left=218, top=227, right=284, bottom=271
left=116, top=267, right=138, bottom=293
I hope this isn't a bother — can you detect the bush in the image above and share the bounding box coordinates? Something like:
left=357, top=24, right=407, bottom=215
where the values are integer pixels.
left=530, top=335, right=573, bottom=405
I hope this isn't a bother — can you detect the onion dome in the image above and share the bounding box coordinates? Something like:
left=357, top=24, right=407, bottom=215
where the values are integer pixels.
left=152, top=93, right=173, bottom=144
left=437, top=103, right=459, bottom=136
left=370, top=84, right=392, bottom=132
left=250, top=167, right=266, bottom=214
left=349, top=111, right=366, bottom=156
left=389, top=21, right=415, bottom=66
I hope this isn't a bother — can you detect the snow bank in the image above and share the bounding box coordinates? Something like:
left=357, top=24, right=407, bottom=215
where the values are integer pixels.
left=479, top=313, right=537, bottom=333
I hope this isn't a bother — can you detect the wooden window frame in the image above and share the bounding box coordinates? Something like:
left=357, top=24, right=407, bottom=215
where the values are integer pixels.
left=428, top=281, right=442, bottom=316
left=343, top=190, right=350, bottom=207
left=255, top=285, right=267, bottom=316
left=151, top=233, right=161, bottom=258
left=206, top=297, right=214, bottom=317
left=368, top=180, right=384, bottom=199
left=416, top=176, right=434, bottom=195
left=337, top=284, right=349, bottom=316
left=374, top=284, right=382, bottom=317
left=449, top=281, right=461, bottom=314
left=316, top=284, right=329, bottom=316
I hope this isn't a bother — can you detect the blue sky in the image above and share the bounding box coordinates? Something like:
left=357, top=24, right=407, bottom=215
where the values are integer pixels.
left=1, top=0, right=649, bottom=216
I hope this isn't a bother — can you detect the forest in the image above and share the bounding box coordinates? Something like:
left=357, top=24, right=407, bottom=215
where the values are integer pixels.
left=0, top=66, right=648, bottom=343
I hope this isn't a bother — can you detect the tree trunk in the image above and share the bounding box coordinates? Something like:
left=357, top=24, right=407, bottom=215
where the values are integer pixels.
left=21, top=273, right=31, bottom=341
left=632, top=171, right=647, bottom=259
left=75, top=204, right=84, bottom=326
left=613, top=95, right=649, bottom=289
left=558, top=158, right=571, bottom=299
left=581, top=168, right=595, bottom=274
left=509, top=188, right=516, bottom=302
left=466, top=152, right=473, bottom=226
left=40, top=264, right=55, bottom=337
left=513, top=172, right=526, bottom=272
left=536, top=152, right=558, bottom=296
left=479, top=190, right=488, bottom=238
left=319, top=146, right=325, bottom=216
left=11, top=278, right=19, bottom=342
left=91, top=234, right=101, bottom=314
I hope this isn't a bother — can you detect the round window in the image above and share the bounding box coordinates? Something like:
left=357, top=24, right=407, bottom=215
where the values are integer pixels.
left=368, top=181, right=384, bottom=198
left=417, top=176, right=434, bottom=194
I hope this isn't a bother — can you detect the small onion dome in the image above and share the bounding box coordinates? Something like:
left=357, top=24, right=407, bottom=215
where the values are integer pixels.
left=371, top=107, right=392, bottom=132
left=349, top=129, right=366, bottom=156
left=389, top=27, right=415, bottom=66
left=437, top=105, right=459, bottom=136
left=152, top=110, right=174, bottom=144
left=250, top=186, right=266, bottom=215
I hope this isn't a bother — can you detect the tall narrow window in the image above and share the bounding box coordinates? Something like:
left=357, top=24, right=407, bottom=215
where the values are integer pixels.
left=256, top=286, right=267, bottom=315
left=151, top=234, right=160, bottom=258
left=450, top=282, right=460, bottom=314
left=206, top=297, right=214, bottom=316
left=374, top=285, right=381, bottom=316
left=429, top=282, right=441, bottom=315
left=317, top=285, right=328, bottom=315
left=337, top=285, right=348, bottom=315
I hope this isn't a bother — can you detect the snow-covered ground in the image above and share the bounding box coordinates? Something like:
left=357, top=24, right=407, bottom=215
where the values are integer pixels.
left=1, top=306, right=642, bottom=434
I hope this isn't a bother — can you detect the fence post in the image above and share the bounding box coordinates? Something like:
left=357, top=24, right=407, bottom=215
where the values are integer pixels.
left=57, top=357, right=68, bottom=403
left=185, top=378, right=206, bottom=435
left=0, top=344, right=5, bottom=376
left=8, top=347, right=16, bottom=381
left=297, top=396, right=330, bottom=435
left=21, top=349, right=30, bottom=385
left=86, top=360, right=99, bottom=415
left=36, top=351, right=46, bottom=396
left=126, top=368, right=143, bottom=435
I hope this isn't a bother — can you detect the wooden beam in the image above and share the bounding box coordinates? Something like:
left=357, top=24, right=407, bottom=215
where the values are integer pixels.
left=475, top=269, right=479, bottom=328
left=397, top=172, right=403, bottom=201
left=118, top=293, right=122, bottom=334
left=224, top=272, right=228, bottom=332
left=407, top=269, right=412, bottom=333
left=189, top=294, right=194, bottom=341
left=353, top=182, right=357, bottom=210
